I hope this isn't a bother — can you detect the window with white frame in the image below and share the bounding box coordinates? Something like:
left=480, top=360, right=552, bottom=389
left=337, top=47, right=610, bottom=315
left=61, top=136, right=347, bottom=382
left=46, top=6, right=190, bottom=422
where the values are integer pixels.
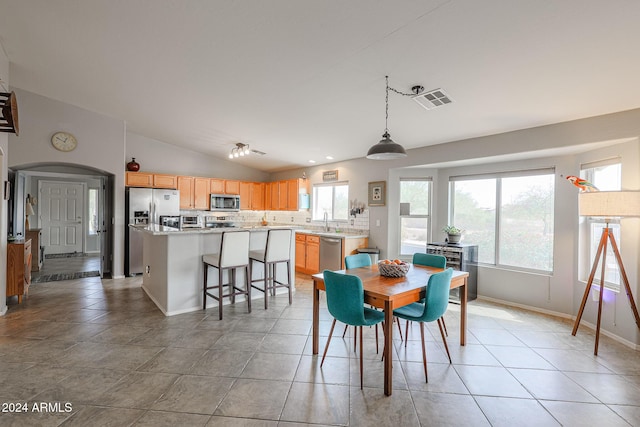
left=312, top=182, right=349, bottom=221
left=580, top=159, right=622, bottom=290
left=88, top=188, right=99, bottom=235
left=399, top=178, right=431, bottom=256
left=450, top=168, right=555, bottom=272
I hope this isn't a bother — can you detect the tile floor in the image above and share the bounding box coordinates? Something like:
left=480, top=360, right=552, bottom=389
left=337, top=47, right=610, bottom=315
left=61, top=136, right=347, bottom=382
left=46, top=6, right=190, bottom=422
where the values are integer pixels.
left=1, top=274, right=640, bottom=426
left=31, top=254, right=101, bottom=283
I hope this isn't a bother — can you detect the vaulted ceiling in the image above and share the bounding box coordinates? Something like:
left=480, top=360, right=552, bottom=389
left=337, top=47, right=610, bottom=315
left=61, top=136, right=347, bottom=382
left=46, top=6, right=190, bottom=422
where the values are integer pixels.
left=2, top=0, right=640, bottom=171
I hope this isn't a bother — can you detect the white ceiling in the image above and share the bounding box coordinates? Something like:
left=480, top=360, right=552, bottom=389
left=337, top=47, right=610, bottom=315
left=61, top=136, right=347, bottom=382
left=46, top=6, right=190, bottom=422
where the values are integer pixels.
left=2, top=0, right=640, bottom=172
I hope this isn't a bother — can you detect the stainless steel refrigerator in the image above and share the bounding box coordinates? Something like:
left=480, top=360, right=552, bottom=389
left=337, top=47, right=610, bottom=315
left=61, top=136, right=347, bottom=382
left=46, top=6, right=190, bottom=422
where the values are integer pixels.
left=125, top=187, right=180, bottom=275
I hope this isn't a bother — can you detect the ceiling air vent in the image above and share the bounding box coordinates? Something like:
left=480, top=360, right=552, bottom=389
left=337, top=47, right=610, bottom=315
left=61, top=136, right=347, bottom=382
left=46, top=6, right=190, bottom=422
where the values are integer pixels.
left=412, top=88, right=453, bottom=110
left=251, top=149, right=266, bottom=156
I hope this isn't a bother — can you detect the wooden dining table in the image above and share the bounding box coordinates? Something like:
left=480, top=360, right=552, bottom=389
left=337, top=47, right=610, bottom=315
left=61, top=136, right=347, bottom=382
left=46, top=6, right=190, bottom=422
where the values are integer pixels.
left=312, top=263, right=469, bottom=396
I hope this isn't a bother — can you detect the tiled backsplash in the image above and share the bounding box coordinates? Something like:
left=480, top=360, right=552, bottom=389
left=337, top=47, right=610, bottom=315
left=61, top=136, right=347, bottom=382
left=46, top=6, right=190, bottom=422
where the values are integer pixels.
left=179, top=209, right=370, bottom=234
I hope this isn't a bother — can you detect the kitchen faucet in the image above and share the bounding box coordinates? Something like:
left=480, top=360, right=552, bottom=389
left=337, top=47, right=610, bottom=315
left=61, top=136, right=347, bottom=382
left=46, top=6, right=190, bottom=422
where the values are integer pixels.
left=323, top=212, right=329, bottom=232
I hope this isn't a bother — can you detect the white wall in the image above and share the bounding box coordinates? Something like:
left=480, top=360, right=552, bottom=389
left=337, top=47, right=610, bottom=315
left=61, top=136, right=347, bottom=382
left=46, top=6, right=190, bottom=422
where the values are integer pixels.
left=0, top=47, right=9, bottom=315
left=8, top=88, right=127, bottom=277
left=126, top=132, right=270, bottom=181
left=269, top=157, right=390, bottom=254
left=271, top=110, right=640, bottom=347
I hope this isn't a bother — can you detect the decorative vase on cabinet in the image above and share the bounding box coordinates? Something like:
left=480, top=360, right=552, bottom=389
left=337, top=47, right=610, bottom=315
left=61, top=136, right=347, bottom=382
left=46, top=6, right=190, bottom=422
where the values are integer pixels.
left=127, top=157, right=140, bottom=172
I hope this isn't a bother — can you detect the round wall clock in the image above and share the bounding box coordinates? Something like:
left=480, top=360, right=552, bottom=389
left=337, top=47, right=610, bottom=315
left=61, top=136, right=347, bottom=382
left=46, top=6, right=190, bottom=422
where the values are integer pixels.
left=51, top=131, right=78, bottom=152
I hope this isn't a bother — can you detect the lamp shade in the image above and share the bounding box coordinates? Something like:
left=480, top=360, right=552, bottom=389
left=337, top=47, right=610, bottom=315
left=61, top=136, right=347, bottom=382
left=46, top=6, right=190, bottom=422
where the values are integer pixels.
left=579, top=191, right=640, bottom=217
left=366, top=132, right=407, bottom=160
left=25, top=202, right=35, bottom=216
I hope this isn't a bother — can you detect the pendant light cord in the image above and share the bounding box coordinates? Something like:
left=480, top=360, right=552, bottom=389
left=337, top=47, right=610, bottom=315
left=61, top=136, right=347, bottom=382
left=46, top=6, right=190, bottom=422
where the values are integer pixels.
left=384, top=75, right=415, bottom=134
left=385, top=76, right=389, bottom=133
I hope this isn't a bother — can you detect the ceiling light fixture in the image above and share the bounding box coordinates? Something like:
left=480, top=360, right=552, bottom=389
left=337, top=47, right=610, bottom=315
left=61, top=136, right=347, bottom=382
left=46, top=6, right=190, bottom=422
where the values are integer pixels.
left=326, top=156, right=334, bottom=160
left=229, top=143, right=251, bottom=159
left=366, top=76, right=420, bottom=160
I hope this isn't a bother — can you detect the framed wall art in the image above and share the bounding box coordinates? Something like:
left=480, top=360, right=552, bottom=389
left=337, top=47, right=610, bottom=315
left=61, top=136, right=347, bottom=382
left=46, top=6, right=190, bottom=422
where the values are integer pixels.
left=368, top=181, right=386, bottom=206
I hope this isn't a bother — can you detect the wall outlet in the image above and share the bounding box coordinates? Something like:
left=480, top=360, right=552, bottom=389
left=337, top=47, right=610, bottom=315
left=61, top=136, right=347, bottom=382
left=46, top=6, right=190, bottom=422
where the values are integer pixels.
left=376, top=219, right=381, bottom=227
left=306, top=218, right=311, bottom=223
left=291, top=216, right=294, bottom=222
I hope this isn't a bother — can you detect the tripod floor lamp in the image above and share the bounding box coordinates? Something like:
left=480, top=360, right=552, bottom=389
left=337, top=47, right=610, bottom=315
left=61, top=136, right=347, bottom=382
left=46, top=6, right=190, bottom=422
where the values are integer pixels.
left=572, top=191, right=640, bottom=355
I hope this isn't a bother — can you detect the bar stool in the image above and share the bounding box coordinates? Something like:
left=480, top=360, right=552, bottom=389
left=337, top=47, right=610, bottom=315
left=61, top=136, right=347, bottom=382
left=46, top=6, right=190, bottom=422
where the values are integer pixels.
left=249, top=229, right=292, bottom=309
left=203, top=230, right=251, bottom=320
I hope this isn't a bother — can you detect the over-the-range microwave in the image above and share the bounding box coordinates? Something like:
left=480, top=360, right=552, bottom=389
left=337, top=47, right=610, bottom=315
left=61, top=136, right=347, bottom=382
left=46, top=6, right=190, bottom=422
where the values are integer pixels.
left=210, top=194, right=240, bottom=211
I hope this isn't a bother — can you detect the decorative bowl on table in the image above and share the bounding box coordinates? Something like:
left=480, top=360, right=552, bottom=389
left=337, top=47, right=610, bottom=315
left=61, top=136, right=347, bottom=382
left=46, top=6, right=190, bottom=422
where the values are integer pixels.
left=378, top=260, right=410, bottom=277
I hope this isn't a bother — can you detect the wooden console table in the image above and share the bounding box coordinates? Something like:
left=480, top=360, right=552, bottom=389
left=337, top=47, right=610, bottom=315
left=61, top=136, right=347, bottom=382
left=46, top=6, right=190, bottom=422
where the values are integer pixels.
left=7, top=239, right=32, bottom=303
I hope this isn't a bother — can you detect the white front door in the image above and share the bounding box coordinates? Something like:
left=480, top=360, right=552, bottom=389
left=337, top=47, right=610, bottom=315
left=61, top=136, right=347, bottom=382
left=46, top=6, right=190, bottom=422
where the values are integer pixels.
left=40, top=181, right=85, bottom=255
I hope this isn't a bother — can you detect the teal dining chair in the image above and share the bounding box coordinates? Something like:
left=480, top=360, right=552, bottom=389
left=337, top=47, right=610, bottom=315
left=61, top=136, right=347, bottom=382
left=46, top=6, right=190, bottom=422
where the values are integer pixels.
left=344, top=253, right=372, bottom=269
left=407, top=253, right=448, bottom=339
left=393, top=268, right=453, bottom=382
left=321, top=270, right=385, bottom=389
left=343, top=253, right=402, bottom=351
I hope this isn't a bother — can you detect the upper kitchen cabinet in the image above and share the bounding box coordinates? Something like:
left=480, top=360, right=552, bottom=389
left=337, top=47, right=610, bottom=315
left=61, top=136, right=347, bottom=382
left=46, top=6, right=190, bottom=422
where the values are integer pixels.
left=287, top=178, right=309, bottom=210
left=177, top=176, right=194, bottom=209
left=125, top=172, right=154, bottom=187
left=270, top=181, right=280, bottom=210
left=153, top=174, right=178, bottom=189
left=210, top=179, right=225, bottom=194
left=224, top=180, right=240, bottom=195
left=251, top=182, right=265, bottom=210
left=179, top=176, right=210, bottom=210
left=193, top=177, right=211, bottom=210
left=239, top=181, right=252, bottom=210
left=126, top=172, right=177, bottom=189
left=278, top=180, right=288, bottom=210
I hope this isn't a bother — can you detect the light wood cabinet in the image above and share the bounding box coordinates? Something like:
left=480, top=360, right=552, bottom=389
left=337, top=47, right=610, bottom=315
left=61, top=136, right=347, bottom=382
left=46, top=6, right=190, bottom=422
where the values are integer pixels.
left=26, top=229, right=43, bottom=271
left=179, top=177, right=210, bottom=210
left=239, top=182, right=252, bottom=210
left=194, top=178, right=210, bottom=210
left=210, top=179, right=225, bottom=194
left=177, top=176, right=194, bottom=209
left=125, top=172, right=154, bottom=187
left=225, top=180, right=240, bottom=195
left=7, top=239, right=31, bottom=303
left=153, top=174, right=178, bottom=189
left=126, top=172, right=177, bottom=189
left=285, top=178, right=309, bottom=210
left=278, top=180, right=288, bottom=210
left=126, top=171, right=309, bottom=211
left=295, top=233, right=320, bottom=274
left=270, top=181, right=279, bottom=210
left=251, top=182, right=265, bottom=210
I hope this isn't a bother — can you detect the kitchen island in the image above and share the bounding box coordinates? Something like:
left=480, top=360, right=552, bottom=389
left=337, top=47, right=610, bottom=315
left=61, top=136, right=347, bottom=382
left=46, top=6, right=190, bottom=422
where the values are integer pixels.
left=133, top=225, right=296, bottom=316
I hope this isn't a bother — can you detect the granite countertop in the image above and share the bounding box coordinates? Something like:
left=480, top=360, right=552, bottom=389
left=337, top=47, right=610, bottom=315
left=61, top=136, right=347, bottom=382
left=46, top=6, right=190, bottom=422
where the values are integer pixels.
left=130, top=224, right=297, bottom=236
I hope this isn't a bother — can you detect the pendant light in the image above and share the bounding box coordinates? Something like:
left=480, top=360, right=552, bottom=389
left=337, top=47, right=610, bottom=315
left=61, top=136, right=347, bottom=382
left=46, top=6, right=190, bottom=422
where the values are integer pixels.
left=366, top=76, right=407, bottom=160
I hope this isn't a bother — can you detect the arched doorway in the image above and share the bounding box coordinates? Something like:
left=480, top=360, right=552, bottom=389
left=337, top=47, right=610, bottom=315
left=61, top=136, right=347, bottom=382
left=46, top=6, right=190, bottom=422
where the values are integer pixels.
left=11, top=162, right=114, bottom=280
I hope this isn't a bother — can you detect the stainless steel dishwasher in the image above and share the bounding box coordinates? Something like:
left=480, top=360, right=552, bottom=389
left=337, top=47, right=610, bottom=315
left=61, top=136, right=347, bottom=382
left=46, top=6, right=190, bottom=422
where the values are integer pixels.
left=319, top=236, right=343, bottom=271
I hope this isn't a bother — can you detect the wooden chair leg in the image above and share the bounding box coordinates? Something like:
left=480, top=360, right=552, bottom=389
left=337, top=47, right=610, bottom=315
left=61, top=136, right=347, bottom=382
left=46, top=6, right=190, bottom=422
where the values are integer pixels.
left=342, top=324, right=349, bottom=338
left=395, top=317, right=403, bottom=341
left=405, top=320, right=410, bottom=348
left=375, top=324, right=379, bottom=354
left=437, top=318, right=451, bottom=363
left=359, top=325, right=364, bottom=390
left=441, top=316, right=448, bottom=337
left=420, top=322, right=428, bottom=383
left=354, top=326, right=357, bottom=353
left=321, top=319, right=337, bottom=367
